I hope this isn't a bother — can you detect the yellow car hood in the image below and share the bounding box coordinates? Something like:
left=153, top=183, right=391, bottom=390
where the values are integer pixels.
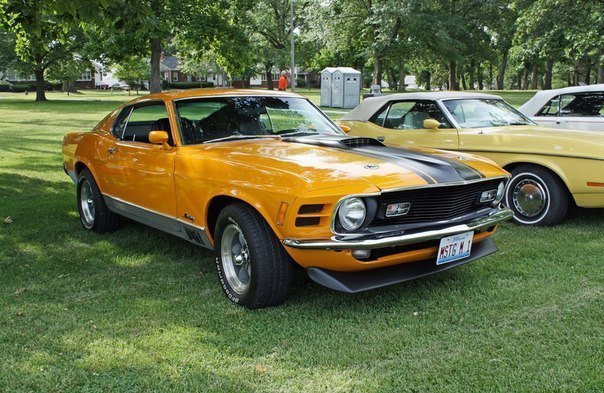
left=461, top=125, right=604, bottom=160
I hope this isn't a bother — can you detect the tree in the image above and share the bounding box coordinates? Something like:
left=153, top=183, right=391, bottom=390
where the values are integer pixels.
left=113, top=56, right=150, bottom=95
left=47, top=56, right=90, bottom=94
left=0, top=1, right=83, bottom=101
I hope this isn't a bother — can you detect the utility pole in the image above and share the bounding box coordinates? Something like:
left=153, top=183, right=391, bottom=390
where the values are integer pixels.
left=290, top=0, right=295, bottom=92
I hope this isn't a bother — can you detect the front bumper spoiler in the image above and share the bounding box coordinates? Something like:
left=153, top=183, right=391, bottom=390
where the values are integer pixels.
left=307, top=237, right=498, bottom=293
left=283, top=208, right=513, bottom=250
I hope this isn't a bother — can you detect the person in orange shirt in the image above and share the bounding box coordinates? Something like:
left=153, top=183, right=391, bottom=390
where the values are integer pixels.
left=278, top=71, right=288, bottom=91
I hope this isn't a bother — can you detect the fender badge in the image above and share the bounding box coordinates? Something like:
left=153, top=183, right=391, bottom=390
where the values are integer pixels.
left=364, top=164, right=380, bottom=170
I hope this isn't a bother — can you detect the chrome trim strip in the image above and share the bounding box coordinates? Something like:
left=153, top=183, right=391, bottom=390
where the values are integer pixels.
left=103, top=194, right=213, bottom=249
left=379, top=175, right=510, bottom=194
left=284, top=207, right=513, bottom=250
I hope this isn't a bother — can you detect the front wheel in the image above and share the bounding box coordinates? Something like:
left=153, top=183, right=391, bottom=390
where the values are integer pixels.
left=214, top=203, right=293, bottom=308
left=505, top=165, right=569, bottom=226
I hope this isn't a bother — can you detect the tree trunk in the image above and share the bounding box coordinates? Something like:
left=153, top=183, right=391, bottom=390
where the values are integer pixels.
left=544, top=58, right=553, bottom=90
left=530, top=64, right=538, bottom=89
left=425, top=71, right=431, bottom=91
left=477, top=63, right=484, bottom=90
left=497, top=50, right=508, bottom=90
left=584, top=64, right=591, bottom=85
left=62, top=81, right=77, bottom=94
left=461, top=72, right=467, bottom=90
left=468, top=63, right=475, bottom=90
left=573, top=67, right=579, bottom=86
left=34, top=68, right=47, bottom=102
left=372, top=52, right=382, bottom=86
left=522, top=68, right=529, bottom=90
left=598, top=66, right=604, bottom=84
left=488, top=62, right=493, bottom=90
left=150, top=37, right=162, bottom=94
left=265, top=64, right=274, bottom=90
left=449, top=61, right=457, bottom=91
left=398, top=60, right=406, bottom=92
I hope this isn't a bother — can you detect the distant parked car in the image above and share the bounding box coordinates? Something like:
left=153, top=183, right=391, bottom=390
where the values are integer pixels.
left=519, top=84, right=604, bottom=131
left=110, top=82, right=131, bottom=91
left=340, top=91, right=604, bottom=226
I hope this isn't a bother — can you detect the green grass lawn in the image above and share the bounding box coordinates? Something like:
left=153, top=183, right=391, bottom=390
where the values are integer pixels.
left=0, top=90, right=602, bottom=392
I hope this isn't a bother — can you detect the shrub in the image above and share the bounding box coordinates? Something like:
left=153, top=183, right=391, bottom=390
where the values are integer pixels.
left=10, top=84, right=32, bottom=93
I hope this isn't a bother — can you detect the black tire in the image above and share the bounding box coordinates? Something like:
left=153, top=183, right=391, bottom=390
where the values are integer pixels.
left=214, top=203, right=293, bottom=309
left=77, top=168, right=120, bottom=233
left=505, top=165, right=569, bottom=226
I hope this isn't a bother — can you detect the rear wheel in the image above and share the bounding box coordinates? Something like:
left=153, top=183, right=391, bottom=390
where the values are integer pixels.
left=505, top=165, right=569, bottom=226
left=77, top=168, right=120, bottom=232
left=214, top=203, right=292, bottom=308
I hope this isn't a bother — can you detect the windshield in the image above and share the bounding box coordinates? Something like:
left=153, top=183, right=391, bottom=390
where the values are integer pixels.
left=175, top=96, right=343, bottom=144
left=443, top=99, right=535, bottom=128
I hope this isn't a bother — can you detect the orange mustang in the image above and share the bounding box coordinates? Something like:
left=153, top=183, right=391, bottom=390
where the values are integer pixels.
left=62, top=89, right=513, bottom=308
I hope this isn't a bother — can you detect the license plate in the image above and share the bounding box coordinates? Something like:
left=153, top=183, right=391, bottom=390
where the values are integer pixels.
left=436, top=231, right=473, bottom=265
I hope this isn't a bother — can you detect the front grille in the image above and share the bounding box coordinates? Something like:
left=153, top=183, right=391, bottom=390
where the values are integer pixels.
left=340, top=137, right=382, bottom=149
left=371, top=179, right=501, bottom=226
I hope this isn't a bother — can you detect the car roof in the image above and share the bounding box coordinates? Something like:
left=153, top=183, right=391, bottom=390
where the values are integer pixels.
left=125, top=88, right=302, bottom=105
left=340, top=91, right=503, bottom=121
left=519, top=84, right=604, bottom=115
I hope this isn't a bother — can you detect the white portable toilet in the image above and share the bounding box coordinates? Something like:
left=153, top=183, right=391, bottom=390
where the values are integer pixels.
left=340, top=67, right=362, bottom=109
left=320, top=67, right=337, bottom=107
left=331, top=69, right=344, bottom=108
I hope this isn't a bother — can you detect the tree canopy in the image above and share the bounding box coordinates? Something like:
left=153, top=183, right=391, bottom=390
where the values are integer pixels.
left=1, top=0, right=602, bottom=100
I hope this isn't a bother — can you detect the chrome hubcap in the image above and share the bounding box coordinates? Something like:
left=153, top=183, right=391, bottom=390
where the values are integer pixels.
left=80, top=180, right=95, bottom=227
left=513, top=179, right=546, bottom=217
left=221, top=224, right=251, bottom=295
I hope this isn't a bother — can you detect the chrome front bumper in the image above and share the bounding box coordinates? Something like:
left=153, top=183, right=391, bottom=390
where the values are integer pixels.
left=283, top=208, right=513, bottom=250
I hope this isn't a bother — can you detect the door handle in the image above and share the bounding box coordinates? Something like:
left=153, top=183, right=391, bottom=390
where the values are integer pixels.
left=376, top=136, right=385, bottom=142
left=108, top=147, right=119, bottom=154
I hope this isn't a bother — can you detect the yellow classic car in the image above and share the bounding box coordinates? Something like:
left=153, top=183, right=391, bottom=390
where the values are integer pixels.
left=340, top=92, right=604, bottom=226
left=63, top=89, right=512, bottom=308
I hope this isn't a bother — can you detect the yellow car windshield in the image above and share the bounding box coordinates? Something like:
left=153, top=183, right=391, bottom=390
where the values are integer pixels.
left=443, top=99, right=534, bottom=128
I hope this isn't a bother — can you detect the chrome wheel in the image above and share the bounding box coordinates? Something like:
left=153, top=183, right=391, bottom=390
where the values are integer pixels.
left=512, top=178, right=547, bottom=217
left=79, top=179, right=95, bottom=228
left=220, top=223, right=251, bottom=295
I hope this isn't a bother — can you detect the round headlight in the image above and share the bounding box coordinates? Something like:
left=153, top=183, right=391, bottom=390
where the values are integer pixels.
left=338, top=197, right=366, bottom=231
left=494, top=181, right=505, bottom=205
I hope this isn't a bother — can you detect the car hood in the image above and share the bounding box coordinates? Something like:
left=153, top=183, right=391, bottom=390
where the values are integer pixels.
left=189, top=135, right=507, bottom=193
left=460, top=125, right=604, bottom=160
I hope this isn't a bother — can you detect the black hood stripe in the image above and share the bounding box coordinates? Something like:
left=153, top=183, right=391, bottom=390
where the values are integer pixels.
left=283, top=135, right=484, bottom=184
left=350, top=145, right=483, bottom=183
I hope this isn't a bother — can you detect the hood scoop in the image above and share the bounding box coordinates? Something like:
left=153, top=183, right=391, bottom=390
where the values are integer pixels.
left=282, top=134, right=385, bottom=150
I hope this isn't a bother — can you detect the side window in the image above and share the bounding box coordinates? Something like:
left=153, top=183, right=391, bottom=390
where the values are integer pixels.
left=369, top=105, right=388, bottom=127
left=372, top=101, right=452, bottom=129
left=537, top=96, right=560, bottom=116
left=559, top=93, right=604, bottom=117
left=111, top=103, right=172, bottom=144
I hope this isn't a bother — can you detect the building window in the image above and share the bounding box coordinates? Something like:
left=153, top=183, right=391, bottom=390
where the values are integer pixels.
left=78, top=69, right=92, bottom=81
left=172, top=71, right=178, bottom=82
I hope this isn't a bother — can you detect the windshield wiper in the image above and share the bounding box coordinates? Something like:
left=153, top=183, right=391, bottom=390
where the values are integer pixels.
left=203, top=135, right=280, bottom=144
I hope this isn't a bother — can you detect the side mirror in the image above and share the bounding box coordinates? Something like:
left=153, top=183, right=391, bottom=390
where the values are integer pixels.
left=423, top=119, right=441, bottom=130
left=149, top=130, right=171, bottom=149
left=339, top=124, right=351, bottom=134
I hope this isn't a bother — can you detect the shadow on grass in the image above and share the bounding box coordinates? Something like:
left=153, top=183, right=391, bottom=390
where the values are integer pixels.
left=2, top=172, right=603, bottom=390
